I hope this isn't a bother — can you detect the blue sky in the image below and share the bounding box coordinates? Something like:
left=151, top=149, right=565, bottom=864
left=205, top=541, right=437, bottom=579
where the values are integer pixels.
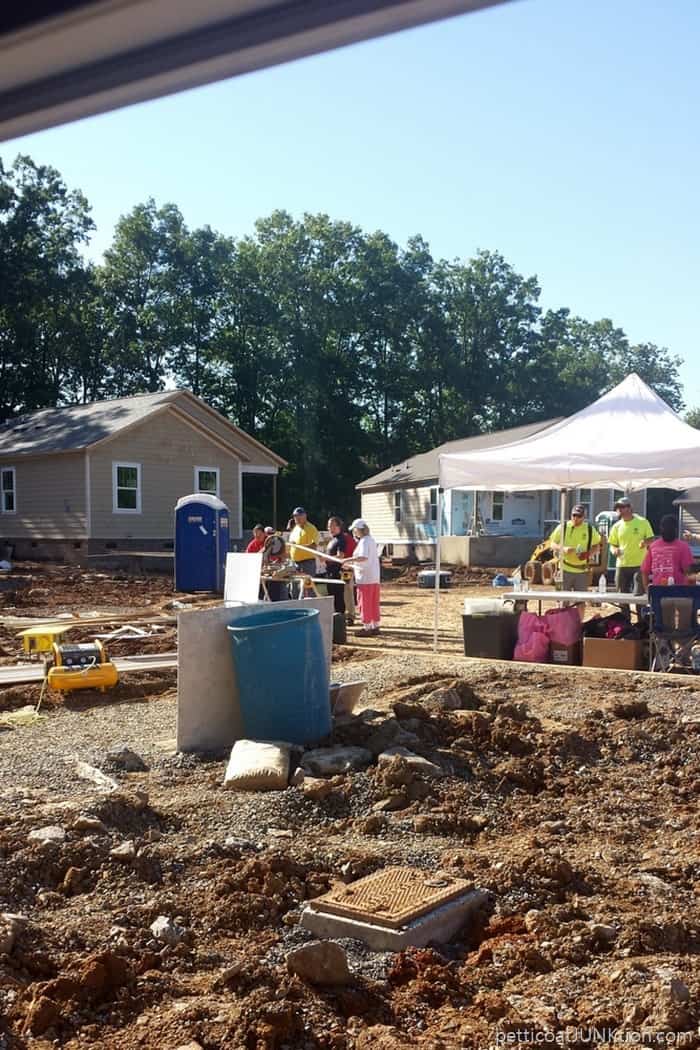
left=3, top=0, right=699, bottom=405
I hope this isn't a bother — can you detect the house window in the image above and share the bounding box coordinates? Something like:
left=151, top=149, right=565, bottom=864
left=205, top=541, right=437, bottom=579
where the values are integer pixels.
left=429, top=487, right=438, bottom=522
left=492, top=492, right=505, bottom=522
left=113, top=462, right=141, bottom=513
left=610, top=488, right=624, bottom=508
left=545, top=490, right=560, bottom=521
left=1, top=468, right=16, bottom=513
left=394, top=490, right=402, bottom=524
left=576, top=488, right=592, bottom=519
left=194, top=466, right=220, bottom=497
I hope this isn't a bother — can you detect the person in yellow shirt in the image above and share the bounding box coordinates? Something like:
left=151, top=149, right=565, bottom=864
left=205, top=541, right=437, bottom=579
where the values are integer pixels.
left=548, top=503, right=601, bottom=593
left=608, top=497, right=654, bottom=597
left=288, top=506, right=319, bottom=575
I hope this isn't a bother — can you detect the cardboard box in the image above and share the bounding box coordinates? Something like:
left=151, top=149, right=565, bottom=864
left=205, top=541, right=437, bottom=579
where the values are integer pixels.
left=550, top=640, right=582, bottom=666
left=583, top=637, right=643, bottom=671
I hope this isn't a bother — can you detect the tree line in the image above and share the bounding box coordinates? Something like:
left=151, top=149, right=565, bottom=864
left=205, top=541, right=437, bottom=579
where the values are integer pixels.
left=0, top=154, right=687, bottom=524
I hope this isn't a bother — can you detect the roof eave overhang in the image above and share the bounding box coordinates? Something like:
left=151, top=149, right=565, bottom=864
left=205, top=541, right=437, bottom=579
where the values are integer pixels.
left=0, top=0, right=511, bottom=142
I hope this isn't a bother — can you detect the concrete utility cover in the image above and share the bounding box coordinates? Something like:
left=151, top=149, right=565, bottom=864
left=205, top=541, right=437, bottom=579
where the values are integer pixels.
left=314, top=867, right=472, bottom=929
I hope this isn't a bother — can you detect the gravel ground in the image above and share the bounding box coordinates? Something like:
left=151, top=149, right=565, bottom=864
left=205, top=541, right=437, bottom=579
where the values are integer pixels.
left=3, top=567, right=700, bottom=1048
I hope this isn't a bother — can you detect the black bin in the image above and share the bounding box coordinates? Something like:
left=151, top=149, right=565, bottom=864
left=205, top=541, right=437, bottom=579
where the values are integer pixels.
left=462, top=611, right=520, bottom=660
left=418, top=570, right=452, bottom=589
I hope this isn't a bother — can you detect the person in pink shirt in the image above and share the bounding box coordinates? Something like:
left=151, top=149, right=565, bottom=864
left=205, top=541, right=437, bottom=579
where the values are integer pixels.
left=641, top=515, right=695, bottom=588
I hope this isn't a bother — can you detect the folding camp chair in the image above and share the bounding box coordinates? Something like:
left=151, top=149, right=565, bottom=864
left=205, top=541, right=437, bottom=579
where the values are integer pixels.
left=648, top=585, right=700, bottom=672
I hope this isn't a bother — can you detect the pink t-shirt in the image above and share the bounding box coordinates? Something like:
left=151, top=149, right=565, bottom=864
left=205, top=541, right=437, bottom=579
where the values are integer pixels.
left=641, top=539, right=694, bottom=585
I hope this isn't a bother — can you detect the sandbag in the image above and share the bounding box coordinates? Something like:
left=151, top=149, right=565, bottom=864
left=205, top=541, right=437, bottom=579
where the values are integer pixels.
left=223, top=739, right=290, bottom=791
left=544, top=606, right=582, bottom=646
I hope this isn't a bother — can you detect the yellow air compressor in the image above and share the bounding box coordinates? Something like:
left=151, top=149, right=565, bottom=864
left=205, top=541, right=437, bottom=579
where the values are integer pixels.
left=47, top=640, right=119, bottom=693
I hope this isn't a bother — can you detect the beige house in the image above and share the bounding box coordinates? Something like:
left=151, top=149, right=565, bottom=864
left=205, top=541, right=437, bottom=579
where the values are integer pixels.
left=0, top=390, right=285, bottom=563
left=357, top=420, right=648, bottom=566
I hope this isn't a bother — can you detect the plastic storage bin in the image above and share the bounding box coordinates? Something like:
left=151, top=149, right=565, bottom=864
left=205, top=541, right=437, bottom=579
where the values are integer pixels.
left=227, top=607, right=330, bottom=745
left=462, top=610, right=520, bottom=659
left=417, top=570, right=452, bottom=589
left=463, top=598, right=502, bottom=615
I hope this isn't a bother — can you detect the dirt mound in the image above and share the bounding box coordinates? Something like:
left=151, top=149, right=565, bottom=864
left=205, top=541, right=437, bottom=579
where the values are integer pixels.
left=3, top=643, right=700, bottom=1047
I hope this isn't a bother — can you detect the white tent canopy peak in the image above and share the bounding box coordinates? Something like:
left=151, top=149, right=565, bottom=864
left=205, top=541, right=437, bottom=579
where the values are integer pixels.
left=439, top=373, right=700, bottom=493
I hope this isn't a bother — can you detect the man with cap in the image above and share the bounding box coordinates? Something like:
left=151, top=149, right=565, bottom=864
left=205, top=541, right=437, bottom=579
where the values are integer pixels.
left=608, top=497, right=654, bottom=599
left=548, top=504, right=602, bottom=594
left=288, top=507, right=320, bottom=576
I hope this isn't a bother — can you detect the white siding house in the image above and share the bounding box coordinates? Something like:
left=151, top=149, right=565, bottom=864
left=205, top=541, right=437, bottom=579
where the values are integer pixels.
left=357, top=421, right=648, bottom=566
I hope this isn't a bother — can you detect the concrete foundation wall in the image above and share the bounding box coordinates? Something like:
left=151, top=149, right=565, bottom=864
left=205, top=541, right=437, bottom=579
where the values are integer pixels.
left=4, top=538, right=86, bottom=564
left=383, top=542, right=435, bottom=563
left=439, top=535, right=535, bottom=568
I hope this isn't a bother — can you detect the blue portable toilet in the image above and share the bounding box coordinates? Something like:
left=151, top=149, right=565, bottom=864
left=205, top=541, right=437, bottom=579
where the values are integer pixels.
left=174, top=494, right=230, bottom=592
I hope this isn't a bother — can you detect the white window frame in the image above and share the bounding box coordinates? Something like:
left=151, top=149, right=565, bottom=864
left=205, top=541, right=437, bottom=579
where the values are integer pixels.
left=429, top=487, right=438, bottom=522
left=194, top=465, right=220, bottom=498
left=610, top=487, right=624, bottom=509
left=394, top=490, right=402, bottom=524
left=112, top=461, right=142, bottom=514
left=1, top=466, right=16, bottom=514
left=545, top=489, right=559, bottom=521
left=576, top=488, right=592, bottom=519
left=491, top=491, right=505, bottom=522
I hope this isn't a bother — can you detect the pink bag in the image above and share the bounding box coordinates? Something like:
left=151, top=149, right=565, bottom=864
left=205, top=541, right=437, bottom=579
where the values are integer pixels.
left=544, top=607, right=582, bottom=646
left=514, top=612, right=550, bottom=663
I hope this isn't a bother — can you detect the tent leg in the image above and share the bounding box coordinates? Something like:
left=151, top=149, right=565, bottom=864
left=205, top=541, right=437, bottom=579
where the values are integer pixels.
left=559, top=489, right=567, bottom=589
left=433, top=489, right=443, bottom=652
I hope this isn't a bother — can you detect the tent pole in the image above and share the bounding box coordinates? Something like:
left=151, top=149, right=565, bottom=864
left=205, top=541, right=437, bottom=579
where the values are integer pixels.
left=433, top=487, right=443, bottom=652
left=559, top=489, right=567, bottom=589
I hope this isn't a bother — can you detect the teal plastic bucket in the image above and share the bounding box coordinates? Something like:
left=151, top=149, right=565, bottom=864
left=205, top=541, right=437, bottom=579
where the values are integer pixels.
left=227, top=607, right=330, bottom=745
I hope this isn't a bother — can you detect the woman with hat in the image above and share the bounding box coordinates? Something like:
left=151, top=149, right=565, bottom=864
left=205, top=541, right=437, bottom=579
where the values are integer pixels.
left=342, top=519, right=381, bottom=636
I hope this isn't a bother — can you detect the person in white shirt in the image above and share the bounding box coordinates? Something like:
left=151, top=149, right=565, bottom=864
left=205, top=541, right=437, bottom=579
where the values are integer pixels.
left=342, top=518, right=381, bottom=637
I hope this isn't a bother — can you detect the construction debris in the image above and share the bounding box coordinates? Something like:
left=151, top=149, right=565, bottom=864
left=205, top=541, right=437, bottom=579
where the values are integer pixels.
left=75, top=761, right=119, bottom=793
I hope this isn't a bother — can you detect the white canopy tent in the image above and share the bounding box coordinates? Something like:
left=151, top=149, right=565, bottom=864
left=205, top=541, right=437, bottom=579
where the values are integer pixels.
left=432, top=374, right=700, bottom=649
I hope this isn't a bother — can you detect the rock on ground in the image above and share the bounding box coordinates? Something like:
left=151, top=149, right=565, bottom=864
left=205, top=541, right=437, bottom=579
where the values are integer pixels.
left=301, top=746, right=372, bottom=776
left=286, top=940, right=351, bottom=986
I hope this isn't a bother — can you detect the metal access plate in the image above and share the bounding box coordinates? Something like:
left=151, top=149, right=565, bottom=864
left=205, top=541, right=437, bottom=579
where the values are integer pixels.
left=313, top=867, right=473, bottom=929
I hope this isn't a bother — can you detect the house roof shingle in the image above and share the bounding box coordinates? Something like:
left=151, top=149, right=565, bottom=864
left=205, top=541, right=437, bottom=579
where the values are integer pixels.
left=0, top=390, right=286, bottom=466
left=0, top=392, right=176, bottom=456
left=356, top=418, right=563, bottom=492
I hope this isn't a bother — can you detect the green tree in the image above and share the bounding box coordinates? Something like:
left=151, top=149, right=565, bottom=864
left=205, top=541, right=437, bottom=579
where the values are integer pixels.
left=0, top=155, right=94, bottom=416
left=607, top=341, right=684, bottom=411
left=99, top=199, right=186, bottom=394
